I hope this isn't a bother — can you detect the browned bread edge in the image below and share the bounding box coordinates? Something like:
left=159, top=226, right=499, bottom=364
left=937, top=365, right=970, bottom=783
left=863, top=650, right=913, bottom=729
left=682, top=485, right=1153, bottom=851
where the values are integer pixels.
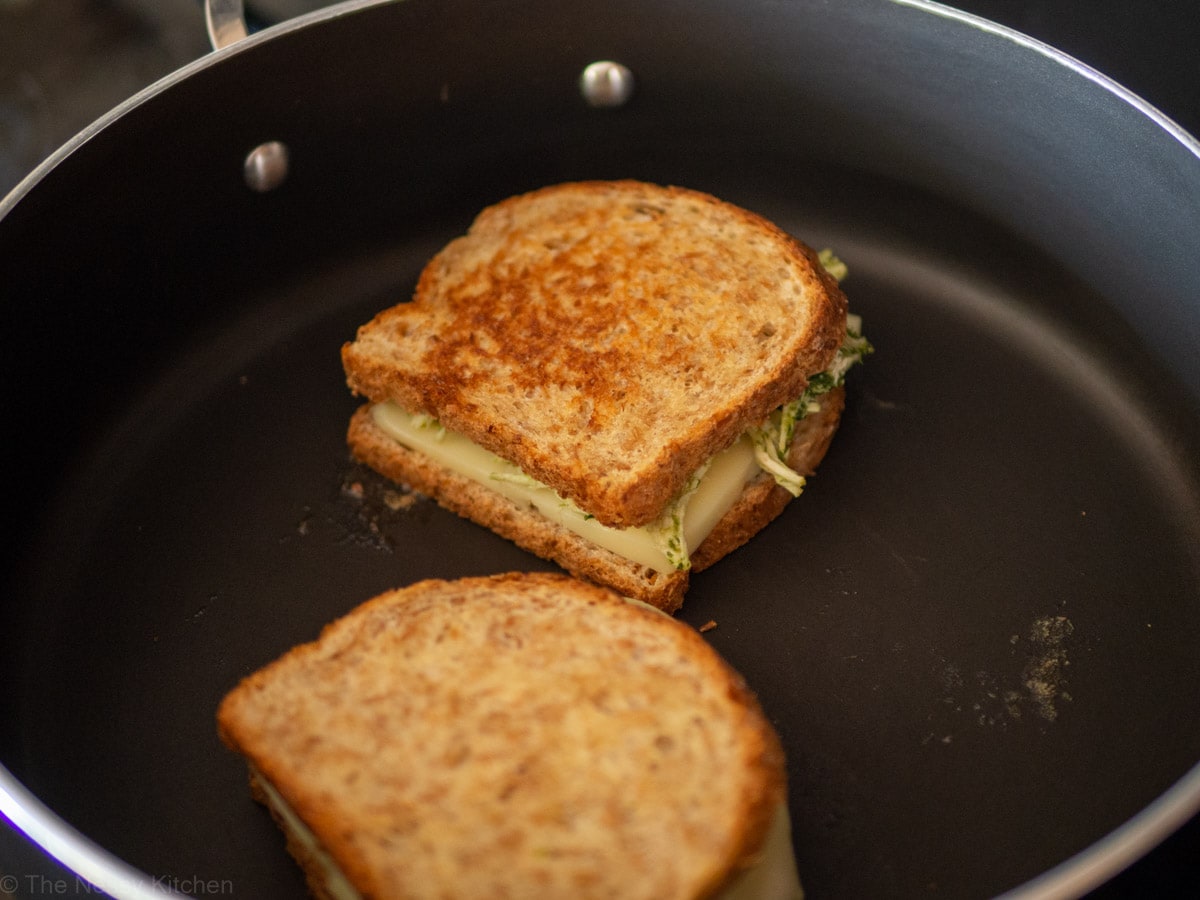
left=345, top=404, right=690, bottom=611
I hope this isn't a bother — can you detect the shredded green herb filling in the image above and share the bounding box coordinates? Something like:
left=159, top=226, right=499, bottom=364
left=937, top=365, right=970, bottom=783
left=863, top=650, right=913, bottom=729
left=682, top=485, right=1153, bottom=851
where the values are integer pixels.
left=652, top=460, right=713, bottom=571
left=748, top=314, right=872, bottom=497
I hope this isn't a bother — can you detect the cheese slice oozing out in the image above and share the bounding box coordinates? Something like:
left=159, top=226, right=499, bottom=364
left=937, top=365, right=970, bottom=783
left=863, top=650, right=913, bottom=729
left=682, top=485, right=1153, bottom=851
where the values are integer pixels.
left=251, top=768, right=361, bottom=900
left=370, top=401, right=763, bottom=572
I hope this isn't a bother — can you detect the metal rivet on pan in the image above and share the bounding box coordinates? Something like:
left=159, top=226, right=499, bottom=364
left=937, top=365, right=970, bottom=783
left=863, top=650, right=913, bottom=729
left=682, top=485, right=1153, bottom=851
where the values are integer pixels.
left=243, top=141, right=290, bottom=192
left=579, top=61, right=635, bottom=108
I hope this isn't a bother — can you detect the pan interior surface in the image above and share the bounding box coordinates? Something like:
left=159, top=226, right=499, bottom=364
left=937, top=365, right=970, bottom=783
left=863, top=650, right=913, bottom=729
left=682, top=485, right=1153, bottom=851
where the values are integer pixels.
left=4, top=155, right=1200, bottom=899
left=2, top=0, right=1200, bottom=897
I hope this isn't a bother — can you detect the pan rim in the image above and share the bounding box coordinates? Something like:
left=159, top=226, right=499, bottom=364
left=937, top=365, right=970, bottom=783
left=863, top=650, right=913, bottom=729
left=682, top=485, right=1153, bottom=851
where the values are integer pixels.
left=1, top=0, right=1199, bottom=897
left=997, top=763, right=1200, bottom=899
left=2, top=0, right=1199, bottom=224
left=0, top=768, right=178, bottom=898
left=896, top=0, right=1200, bottom=157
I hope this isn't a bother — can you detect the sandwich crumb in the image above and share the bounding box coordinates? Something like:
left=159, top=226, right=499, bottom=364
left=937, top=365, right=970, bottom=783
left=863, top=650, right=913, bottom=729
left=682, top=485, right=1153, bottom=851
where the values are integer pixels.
left=383, top=489, right=418, bottom=511
left=931, top=613, right=1076, bottom=733
left=699, top=620, right=718, bottom=633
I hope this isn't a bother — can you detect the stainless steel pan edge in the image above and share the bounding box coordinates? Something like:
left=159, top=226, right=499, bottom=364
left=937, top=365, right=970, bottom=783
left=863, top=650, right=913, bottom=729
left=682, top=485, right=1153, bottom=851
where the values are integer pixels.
left=0, top=773, right=179, bottom=900
left=2, top=1, right=1198, bottom=897
left=1001, top=763, right=1200, bottom=900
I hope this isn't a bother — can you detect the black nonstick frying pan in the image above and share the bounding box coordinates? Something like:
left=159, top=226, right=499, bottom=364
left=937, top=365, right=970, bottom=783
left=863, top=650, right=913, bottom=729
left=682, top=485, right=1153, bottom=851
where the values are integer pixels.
left=2, top=1, right=1199, bottom=897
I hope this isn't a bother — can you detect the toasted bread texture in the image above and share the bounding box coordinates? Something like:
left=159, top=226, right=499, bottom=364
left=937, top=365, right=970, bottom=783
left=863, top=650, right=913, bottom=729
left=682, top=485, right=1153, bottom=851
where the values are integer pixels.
left=346, top=386, right=844, bottom=611
left=217, top=572, right=787, bottom=900
left=342, top=180, right=847, bottom=529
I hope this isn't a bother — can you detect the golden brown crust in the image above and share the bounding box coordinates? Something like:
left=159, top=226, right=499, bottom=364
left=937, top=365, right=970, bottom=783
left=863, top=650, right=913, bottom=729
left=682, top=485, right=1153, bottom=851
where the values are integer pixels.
left=217, top=573, right=787, bottom=900
left=344, top=386, right=844, bottom=610
left=342, top=180, right=848, bottom=529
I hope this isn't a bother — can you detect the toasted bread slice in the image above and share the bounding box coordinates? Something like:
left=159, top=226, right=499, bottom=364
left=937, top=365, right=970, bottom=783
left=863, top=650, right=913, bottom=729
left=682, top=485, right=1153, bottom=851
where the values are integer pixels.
left=346, top=386, right=844, bottom=611
left=217, top=572, right=796, bottom=900
left=342, top=180, right=847, bottom=529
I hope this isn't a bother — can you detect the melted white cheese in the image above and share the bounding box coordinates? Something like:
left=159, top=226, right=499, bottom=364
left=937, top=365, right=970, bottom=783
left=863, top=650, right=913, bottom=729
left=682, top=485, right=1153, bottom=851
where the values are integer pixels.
left=251, top=768, right=362, bottom=900
left=370, top=401, right=762, bottom=572
left=722, top=804, right=805, bottom=900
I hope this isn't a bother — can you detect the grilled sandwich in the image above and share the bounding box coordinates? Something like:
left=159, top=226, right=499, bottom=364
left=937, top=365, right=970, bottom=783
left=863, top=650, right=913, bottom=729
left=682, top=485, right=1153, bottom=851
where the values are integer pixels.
left=342, top=181, right=870, bottom=610
left=217, top=572, right=804, bottom=899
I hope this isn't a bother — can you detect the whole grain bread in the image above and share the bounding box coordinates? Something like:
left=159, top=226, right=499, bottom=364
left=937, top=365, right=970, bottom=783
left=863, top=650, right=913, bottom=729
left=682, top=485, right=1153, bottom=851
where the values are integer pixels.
left=342, top=180, right=847, bottom=529
left=345, top=387, right=844, bottom=612
left=217, top=572, right=788, bottom=900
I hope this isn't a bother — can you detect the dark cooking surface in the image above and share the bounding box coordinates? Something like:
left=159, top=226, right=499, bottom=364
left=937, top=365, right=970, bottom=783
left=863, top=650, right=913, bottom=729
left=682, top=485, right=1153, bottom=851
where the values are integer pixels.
left=2, top=2, right=1199, bottom=898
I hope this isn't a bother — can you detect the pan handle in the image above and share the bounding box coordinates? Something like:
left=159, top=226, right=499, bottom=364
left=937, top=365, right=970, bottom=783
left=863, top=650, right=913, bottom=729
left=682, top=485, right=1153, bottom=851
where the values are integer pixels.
left=200, top=0, right=291, bottom=191
left=205, top=0, right=249, bottom=50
